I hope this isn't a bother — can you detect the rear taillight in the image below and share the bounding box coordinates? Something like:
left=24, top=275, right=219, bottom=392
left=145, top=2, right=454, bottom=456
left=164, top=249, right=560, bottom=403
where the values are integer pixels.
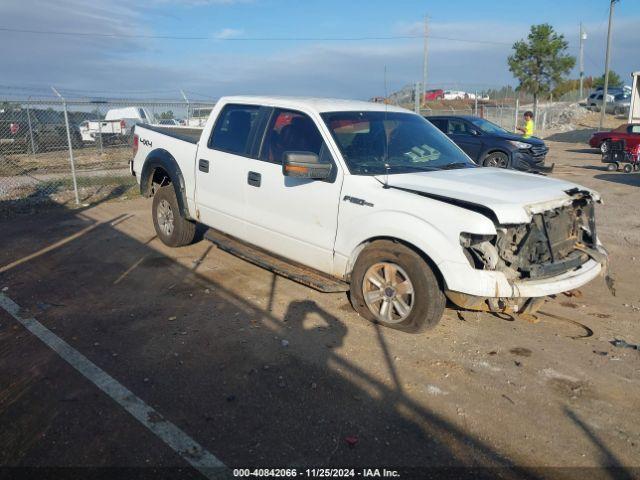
left=132, top=134, right=139, bottom=156
left=9, top=123, right=19, bottom=135
left=120, top=119, right=126, bottom=130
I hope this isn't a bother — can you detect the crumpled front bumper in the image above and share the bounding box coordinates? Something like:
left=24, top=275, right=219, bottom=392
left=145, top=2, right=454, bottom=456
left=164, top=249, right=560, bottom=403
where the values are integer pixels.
left=441, top=246, right=607, bottom=302
left=511, top=151, right=554, bottom=173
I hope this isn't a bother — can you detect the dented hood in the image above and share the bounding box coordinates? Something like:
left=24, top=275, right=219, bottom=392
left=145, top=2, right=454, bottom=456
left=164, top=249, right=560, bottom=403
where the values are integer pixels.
left=377, top=168, right=598, bottom=224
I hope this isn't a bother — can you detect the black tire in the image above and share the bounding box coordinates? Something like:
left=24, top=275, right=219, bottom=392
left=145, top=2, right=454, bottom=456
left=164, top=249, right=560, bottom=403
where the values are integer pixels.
left=623, top=163, right=633, bottom=174
left=483, top=151, right=509, bottom=168
left=606, top=162, right=617, bottom=171
left=152, top=185, right=197, bottom=247
left=600, top=140, right=610, bottom=154
left=349, top=240, right=446, bottom=333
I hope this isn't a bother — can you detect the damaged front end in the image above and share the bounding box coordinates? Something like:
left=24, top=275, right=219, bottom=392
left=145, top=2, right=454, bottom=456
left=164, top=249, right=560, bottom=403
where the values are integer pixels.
left=450, top=189, right=606, bottom=313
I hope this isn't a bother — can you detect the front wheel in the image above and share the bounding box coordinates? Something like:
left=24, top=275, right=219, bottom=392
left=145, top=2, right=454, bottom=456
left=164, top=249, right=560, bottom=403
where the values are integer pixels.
left=349, top=240, right=446, bottom=333
left=483, top=151, right=509, bottom=168
left=152, top=185, right=197, bottom=247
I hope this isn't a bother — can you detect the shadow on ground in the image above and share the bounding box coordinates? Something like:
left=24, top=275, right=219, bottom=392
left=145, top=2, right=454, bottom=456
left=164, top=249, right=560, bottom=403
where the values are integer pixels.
left=0, top=199, right=637, bottom=479
left=0, top=201, right=550, bottom=479
left=545, top=129, right=599, bottom=144
left=593, top=173, right=640, bottom=187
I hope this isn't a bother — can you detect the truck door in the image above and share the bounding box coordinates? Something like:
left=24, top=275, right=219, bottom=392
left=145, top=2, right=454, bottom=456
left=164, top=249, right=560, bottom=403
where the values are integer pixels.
left=195, top=103, right=262, bottom=239
left=242, top=108, right=343, bottom=274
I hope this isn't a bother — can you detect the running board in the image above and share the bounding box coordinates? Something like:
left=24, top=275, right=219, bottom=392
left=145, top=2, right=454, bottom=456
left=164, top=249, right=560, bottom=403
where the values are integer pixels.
left=204, top=229, right=350, bottom=293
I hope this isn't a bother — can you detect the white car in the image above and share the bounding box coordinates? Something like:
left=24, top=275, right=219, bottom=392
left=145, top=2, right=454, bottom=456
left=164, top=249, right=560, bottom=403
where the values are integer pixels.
left=443, top=90, right=467, bottom=100
left=131, top=96, right=607, bottom=333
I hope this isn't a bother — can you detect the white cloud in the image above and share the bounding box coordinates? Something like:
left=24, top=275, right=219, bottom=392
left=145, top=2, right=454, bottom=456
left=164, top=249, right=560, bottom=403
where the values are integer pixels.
left=0, top=0, right=638, bottom=100
left=215, top=28, right=244, bottom=39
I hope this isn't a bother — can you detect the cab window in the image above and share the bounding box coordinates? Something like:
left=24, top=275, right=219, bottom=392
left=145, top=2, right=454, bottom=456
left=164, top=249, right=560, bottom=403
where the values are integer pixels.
left=209, top=104, right=260, bottom=155
left=260, top=109, right=329, bottom=164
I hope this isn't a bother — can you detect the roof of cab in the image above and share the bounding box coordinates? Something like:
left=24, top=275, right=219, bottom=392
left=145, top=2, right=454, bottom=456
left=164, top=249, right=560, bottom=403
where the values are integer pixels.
left=218, top=95, right=412, bottom=114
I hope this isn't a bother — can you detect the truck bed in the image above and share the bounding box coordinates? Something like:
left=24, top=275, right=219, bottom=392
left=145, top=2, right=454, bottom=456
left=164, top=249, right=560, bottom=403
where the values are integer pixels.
left=133, top=124, right=202, bottom=206
left=138, top=124, right=203, bottom=143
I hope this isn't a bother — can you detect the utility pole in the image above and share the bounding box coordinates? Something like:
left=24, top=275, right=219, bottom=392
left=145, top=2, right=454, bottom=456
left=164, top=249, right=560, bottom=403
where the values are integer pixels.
left=421, top=15, right=429, bottom=109
left=600, top=0, right=619, bottom=129
left=180, top=89, right=190, bottom=125
left=579, top=23, right=587, bottom=99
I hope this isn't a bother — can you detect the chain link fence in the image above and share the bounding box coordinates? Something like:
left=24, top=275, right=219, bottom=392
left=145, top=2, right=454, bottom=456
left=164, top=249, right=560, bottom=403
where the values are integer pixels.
left=421, top=101, right=587, bottom=137
left=1, top=97, right=215, bottom=209
left=0, top=91, right=597, bottom=213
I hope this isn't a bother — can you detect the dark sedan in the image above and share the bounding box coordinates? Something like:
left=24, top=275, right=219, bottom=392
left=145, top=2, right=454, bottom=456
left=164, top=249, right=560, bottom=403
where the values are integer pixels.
left=426, top=115, right=552, bottom=172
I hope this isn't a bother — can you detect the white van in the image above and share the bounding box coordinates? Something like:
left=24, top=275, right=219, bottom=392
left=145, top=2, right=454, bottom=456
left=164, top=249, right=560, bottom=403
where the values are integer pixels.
left=105, top=107, right=154, bottom=133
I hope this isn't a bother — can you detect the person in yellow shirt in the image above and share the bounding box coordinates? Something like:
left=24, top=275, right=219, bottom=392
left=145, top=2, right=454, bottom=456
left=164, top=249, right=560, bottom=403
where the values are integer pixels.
left=517, top=111, right=535, bottom=138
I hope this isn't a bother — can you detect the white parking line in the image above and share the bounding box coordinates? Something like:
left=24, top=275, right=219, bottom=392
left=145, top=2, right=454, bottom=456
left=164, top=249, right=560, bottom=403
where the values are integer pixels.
left=0, top=293, right=226, bottom=478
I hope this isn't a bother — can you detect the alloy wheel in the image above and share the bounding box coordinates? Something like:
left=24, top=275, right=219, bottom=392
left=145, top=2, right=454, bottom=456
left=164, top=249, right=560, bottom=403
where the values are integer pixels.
left=157, top=199, right=175, bottom=237
left=362, top=262, right=415, bottom=324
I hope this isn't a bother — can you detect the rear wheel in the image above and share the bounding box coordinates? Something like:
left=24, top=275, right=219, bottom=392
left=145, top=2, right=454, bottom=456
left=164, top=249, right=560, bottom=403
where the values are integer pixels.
left=152, top=185, right=196, bottom=247
left=483, top=151, right=509, bottom=168
left=623, top=163, right=633, bottom=174
left=349, top=240, right=445, bottom=333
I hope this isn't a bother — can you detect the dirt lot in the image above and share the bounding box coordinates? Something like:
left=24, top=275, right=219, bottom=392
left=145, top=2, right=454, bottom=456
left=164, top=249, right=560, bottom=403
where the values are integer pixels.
left=0, top=140, right=639, bottom=479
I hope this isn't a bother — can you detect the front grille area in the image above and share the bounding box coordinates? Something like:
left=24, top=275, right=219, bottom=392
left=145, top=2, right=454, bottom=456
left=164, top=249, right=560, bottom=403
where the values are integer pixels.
left=530, top=145, right=549, bottom=158
left=495, top=198, right=596, bottom=279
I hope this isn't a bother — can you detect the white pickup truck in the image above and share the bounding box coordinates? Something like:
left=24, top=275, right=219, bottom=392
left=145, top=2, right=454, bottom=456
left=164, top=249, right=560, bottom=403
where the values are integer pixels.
left=80, top=107, right=154, bottom=144
left=131, top=96, right=607, bottom=333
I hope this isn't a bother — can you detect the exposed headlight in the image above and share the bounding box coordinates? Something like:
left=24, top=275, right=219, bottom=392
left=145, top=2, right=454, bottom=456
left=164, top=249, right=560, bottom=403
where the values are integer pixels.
left=459, top=232, right=495, bottom=247
left=509, top=140, right=531, bottom=150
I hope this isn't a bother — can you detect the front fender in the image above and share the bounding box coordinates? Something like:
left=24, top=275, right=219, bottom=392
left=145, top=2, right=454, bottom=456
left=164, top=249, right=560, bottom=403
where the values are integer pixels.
left=335, top=209, right=493, bottom=285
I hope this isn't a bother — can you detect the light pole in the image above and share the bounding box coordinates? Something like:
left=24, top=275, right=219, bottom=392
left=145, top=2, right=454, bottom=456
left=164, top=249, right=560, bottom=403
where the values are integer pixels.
left=600, top=0, right=620, bottom=129
left=421, top=15, right=429, bottom=109
left=579, top=23, right=587, bottom=99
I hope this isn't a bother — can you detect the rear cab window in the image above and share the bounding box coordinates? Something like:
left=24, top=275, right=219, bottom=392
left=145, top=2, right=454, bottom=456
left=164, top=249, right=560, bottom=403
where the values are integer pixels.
left=209, top=104, right=260, bottom=156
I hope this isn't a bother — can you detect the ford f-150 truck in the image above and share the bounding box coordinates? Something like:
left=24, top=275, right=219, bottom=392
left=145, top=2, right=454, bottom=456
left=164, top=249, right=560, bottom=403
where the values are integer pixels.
left=131, top=96, right=608, bottom=333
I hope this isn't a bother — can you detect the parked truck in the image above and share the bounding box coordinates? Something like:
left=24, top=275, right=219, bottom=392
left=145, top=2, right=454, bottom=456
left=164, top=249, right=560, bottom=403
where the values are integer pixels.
left=131, top=96, right=608, bottom=333
left=80, top=107, right=154, bottom=144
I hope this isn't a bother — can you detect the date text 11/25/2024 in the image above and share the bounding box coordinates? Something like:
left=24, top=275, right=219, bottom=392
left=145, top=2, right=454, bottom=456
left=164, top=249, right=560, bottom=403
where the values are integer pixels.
left=232, top=468, right=400, bottom=478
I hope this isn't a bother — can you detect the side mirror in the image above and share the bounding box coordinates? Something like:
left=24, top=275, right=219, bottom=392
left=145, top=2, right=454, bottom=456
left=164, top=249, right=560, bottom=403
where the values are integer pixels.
left=282, top=151, right=331, bottom=180
left=470, top=128, right=480, bottom=136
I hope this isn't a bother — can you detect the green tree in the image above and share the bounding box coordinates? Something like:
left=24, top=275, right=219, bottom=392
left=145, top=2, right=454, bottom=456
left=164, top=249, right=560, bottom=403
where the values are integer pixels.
left=593, top=71, right=623, bottom=88
left=159, top=110, right=174, bottom=119
left=508, top=24, right=575, bottom=115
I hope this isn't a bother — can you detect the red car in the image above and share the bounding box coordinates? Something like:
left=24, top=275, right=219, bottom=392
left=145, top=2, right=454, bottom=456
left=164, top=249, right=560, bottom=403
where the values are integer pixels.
left=424, top=89, right=444, bottom=101
left=589, top=123, right=640, bottom=154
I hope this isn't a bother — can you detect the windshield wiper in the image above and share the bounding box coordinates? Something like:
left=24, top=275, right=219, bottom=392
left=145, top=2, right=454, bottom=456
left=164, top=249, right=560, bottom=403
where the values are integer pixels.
left=438, top=162, right=472, bottom=170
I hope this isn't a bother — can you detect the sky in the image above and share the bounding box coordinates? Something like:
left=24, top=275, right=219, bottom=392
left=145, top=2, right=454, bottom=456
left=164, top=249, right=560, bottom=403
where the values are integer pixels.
left=1, top=0, right=639, bottom=101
